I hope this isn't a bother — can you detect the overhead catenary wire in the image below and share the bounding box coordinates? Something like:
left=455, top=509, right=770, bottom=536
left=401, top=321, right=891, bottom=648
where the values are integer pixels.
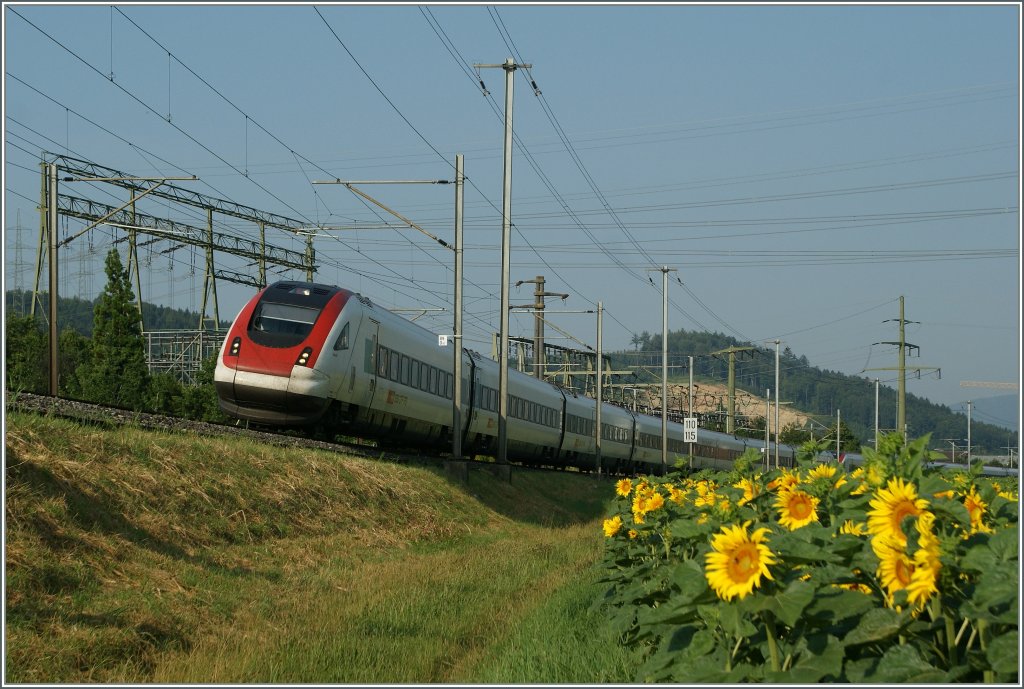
left=488, top=6, right=752, bottom=342
left=8, top=10, right=503, bottom=340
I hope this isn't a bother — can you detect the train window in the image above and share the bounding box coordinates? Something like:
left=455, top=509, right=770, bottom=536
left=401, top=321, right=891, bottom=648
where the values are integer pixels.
left=333, top=322, right=350, bottom=351
left=247, top=301, right=324, bottom=348
left=390, top=351, right=400, bottom=381
left=428, top=367, right=437, bottom=395
left=377, top=347, right=390, bottom=377
left=420, top=363, right=429, bottom=390
left=444, top=373, right=453, bottom=400
left=411, top=360, right=420, bottom=388
left=400, top=355, right=411, bottom=386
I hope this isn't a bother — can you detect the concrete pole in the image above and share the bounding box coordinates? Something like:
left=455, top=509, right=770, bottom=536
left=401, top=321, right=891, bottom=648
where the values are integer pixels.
left=596, top=301, right=603, bottom=476
left=453, top=153, right=464, bottom=461
left=837, top=408, right=841, bottom=460
left=967, top=400, right=972, bottom=470
left=765, top=389, right=771, bottom=472
left=726, top=349, right=736, bottom=435
left=534, top=275, right=544, bottom=378
left=688, top=355, right=694, bottom=466
left=775, top=339, right=781, bottom=470
left=661, top=266, right=669, bottom=474
left=898, top=295, right=907, bottom=440
left=47, top=163, right=59, bottom=396
left=497, top=58, right=516, bottom=466
left=874, top=378, right=880, bottom=451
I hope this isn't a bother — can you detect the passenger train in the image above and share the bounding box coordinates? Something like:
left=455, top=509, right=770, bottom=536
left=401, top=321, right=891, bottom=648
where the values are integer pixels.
left=214, top=280, right=1014, bottom=479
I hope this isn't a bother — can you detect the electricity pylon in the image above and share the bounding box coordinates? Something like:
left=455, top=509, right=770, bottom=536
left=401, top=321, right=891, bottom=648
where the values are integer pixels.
left=863, top=296, right=939, bottom=439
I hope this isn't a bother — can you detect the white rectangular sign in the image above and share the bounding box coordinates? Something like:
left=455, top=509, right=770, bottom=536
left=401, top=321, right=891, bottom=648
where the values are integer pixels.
left=683, top=417, right=697, bottom=443
left=438, top=335, right=449, bottom=347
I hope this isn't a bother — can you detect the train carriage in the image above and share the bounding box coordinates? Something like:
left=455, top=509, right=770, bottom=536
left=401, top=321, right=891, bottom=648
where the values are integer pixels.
left=220, top=280, right=968, bottom=481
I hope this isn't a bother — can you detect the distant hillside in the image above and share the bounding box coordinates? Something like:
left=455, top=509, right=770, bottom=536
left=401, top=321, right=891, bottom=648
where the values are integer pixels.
left=5, top=289, right=218, bottom=333
left=963, top=394, right=1020, bottom=433
left=614, top=329, right=1018, bottom=454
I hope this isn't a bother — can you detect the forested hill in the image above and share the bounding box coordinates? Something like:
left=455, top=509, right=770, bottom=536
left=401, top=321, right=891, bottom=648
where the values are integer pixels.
left=5, top=289, right=216, bottom=335
left=615, top=330, right=1016, bottom=454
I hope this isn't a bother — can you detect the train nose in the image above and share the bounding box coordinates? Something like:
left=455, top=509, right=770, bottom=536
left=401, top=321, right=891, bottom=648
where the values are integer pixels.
left=215, top=363, right=331, bottom=425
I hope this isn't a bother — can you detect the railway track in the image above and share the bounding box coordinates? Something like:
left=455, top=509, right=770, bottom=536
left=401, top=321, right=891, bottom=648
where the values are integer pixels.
left=5, top=391, right=428, bottom=465
left=5, top=392, right=613, bottom=480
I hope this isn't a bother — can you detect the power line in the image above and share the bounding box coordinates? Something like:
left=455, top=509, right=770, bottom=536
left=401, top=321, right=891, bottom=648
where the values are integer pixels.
left=8, top=7, right=315, bottom=224
left=489, top=6, right=750, bottom=341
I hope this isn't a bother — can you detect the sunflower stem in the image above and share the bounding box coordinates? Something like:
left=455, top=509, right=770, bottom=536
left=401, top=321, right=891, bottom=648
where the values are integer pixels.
left=763, top=613, right=781, bottom=673
left=978, top=619, right=994, bottom=683
left=944, top=614, right=957, bottom=666
left=932, top=597, right=957, bottom=666
left=954, top=618, right=970, bottom=646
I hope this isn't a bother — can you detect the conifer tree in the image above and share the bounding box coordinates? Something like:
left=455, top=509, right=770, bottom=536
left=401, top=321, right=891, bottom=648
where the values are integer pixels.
left=4, top=314, right=48, bottom=393
left=75, top=248, right=150, bottom=408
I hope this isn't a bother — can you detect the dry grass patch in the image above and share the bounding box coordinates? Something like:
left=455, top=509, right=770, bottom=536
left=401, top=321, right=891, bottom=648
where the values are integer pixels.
left=4, top=411, right=614, bottom=683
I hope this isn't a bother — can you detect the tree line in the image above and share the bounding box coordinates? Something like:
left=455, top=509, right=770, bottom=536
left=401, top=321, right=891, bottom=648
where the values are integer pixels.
left=5, top=249, right=225, bottom=423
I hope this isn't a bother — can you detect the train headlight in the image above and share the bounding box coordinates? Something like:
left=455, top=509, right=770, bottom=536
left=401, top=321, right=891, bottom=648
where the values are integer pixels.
left=229, top=336, right=241, bottom=356
left=295, top=347, right=313, bottom=367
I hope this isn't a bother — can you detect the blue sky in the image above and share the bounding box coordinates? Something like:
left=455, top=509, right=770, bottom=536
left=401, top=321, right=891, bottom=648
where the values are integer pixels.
left=3, top=3, right=1020, bottom=423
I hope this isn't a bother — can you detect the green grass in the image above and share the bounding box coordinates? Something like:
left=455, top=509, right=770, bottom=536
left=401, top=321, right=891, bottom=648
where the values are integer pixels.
left=4, top=411, right=643, bottom=683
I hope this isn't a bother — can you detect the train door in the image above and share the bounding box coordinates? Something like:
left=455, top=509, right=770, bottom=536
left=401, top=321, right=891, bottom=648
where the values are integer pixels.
left=460, top=349, right=476, bottom=451
left=361, top=318, right=382, bottom=410
left=328, top=311, right=364, bottom=400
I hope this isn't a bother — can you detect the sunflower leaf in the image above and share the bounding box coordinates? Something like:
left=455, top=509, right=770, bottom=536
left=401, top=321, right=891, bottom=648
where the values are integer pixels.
left=872, top=643, right=949, bottom=683
left=841, top=606, right=907, bottom=646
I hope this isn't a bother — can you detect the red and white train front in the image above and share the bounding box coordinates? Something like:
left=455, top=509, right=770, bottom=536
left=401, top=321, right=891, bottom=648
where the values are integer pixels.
left=215, top=281, right=351, bottom=425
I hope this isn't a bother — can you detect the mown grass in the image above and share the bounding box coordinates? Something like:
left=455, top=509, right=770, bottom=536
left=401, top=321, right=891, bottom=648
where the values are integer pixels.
left=4, top=411, right=643, bottom=683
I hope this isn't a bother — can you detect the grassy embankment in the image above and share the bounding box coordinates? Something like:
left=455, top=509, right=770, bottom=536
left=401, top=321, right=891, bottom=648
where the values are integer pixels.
left=4, top=411, right=642, bottom=683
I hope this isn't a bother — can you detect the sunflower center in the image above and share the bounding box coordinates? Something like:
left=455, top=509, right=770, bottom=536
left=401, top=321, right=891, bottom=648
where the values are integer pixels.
left=891, top=502, right=920, bottom=538
left=727, top=543, right=759, bottom=582
left=894, top=557, right=915, bottom=587
left=789, top=495, right=812, bottom=519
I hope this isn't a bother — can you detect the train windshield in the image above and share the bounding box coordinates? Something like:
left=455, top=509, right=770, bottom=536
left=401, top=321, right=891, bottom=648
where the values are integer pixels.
left=246, top=281, right=339, bottom=348
left=252, top=303, right=319, bottom=337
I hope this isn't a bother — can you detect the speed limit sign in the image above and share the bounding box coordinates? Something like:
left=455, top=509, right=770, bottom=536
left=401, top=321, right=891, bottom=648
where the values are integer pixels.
left=683, top=417, right=697, bottom=443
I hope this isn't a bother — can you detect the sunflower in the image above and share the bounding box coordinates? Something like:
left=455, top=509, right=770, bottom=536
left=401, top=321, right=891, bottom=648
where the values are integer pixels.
left=874, top=536, right=915, bottom=599
left=774, top=489, right=820, bottom=530
left=645, top=491, right=666, bottom=513
left=733, top=477, right=758, bottom=505
left=704, top=521, right=777, bottom=601
left=631, top=485, right=666, bottom=524
left=693, top=489, right=718, bottom=509
left=867, top=477, right=929, bottom=545
left=905, top=512, right=942, bottom=608
left=627, top=529, right=639, bottom=539
left=602, top=515, right=623, bottom=538
left=963, top=485, right=992, bottom=534
left=615, top=478, right=633, bottom=498
left=667, top=484, right=689, bottom=505
left=807, top=464, right=837, bottom=481
left=905, top=552, right=940, bottom=608
left=767, top=468, right=800, bottom=493
left=839, top=519, right=867, bottom=537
